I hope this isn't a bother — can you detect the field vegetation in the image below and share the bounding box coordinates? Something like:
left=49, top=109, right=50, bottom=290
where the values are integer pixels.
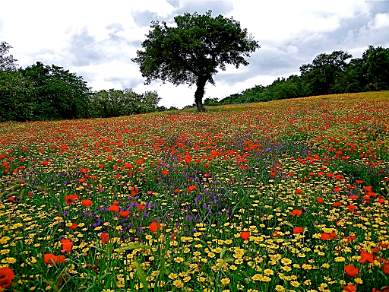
left=0, top=92, right=388, bottom=291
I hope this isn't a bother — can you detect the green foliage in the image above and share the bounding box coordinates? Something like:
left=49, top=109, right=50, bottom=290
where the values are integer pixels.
left=0, top=70, right=35, bottom=121
left=220, top=46, right=389, bottom=105
left=133, top=11, right=259, bottom=111
left=0, top=41, right=17, bottom=71
left=300, top=51, right=352, bottom=95
left=204, top=97, right=219, bottom=106
left=21, top=62, right=90, bottom=120
left=89, top=89, right=160, bottom=118
left=0, top=54, right=161, bottom=121
left=362, top=46, right=389, bottom=90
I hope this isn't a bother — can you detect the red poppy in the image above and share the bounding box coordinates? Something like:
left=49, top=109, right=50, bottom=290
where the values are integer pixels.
left=187, top=185, right=197, bottom=192
left=130, top=186, right=138, bottom=196
left=43, top=253, right=66, bottom=265
left=64, top=194, right=78, bottom=205
left=345, top=234, right=356, bottom=242
left=240, top=231, right=250, bottom=240
left=108, top=204, right=120, bottom=212
left=81, top=199, right=93, bottom=207
left=290, top=209, right=303, bottom=216
left=359, top=251, right=374, bottom=263
left=333, top=186, right=341, bottom=193
left=149, top=220, right=161, bottom=233
left=347, top=204, right=357, bottom=212
left=295, top=188, right=303, bottom=194
left=332, top=201, right=342, bottom=207
left=161, top=169, right=169, bottom=176
left=119, top=210, right=130, bottom=218
left=136, top=203, right=146, bottom=211
left=320, top=231, right=336, bottom=240
left=343, top=283, right=357, bottom=292
left=316, top=197, right=324, bottom=204
left=184, top=153, right=192, bottom=164
left=100, top=232, right=109, bottom=244
left=69, top=223, right=78, bottom=230
left=355, top=179, right=364, bottom=184
left=344, top=264, right=359, bottom=277
left=363, top=185, right=373, bottom=193
left=383, top=262, right=389, bottom=275
left=7, top=196, right=16, bottom=203
left=293, top=227, right=304, bottom=234
left=60, top=238, right=73, bottom=253
left=0, top=267, right=14, bottom=289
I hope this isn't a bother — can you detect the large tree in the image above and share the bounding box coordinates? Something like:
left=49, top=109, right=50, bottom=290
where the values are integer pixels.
left=132, top=11, right=259, bottom=111
left=0, top=41, right=17, bottom=71
left=299, top=51, right=352, bottom=96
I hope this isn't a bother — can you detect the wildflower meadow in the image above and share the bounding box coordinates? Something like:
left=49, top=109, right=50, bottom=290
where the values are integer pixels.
left=0, top=92, right=388, bottom=291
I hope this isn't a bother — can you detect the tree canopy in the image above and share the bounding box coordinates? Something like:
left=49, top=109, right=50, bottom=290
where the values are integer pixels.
left=0, top=41, right=17, bottom=71
left=133, top=11, right=259, bottom=111
left=220, top=46, right=389, bottom=105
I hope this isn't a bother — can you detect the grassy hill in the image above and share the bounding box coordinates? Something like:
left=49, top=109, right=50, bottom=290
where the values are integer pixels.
left=0, top=92, right=388, bottom=291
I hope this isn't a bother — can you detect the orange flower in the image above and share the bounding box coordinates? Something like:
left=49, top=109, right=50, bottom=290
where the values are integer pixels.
left=184, top=153, right=192, bottom=164
left=316, top=197, right=324, bottom=204
left=343, top=283, right=357, bottom=292
left=293, top=227, right=304, bottom=234
left=295, top=188, right=303, bottom=194
left=43, top=253, right=66, bottom=265
left=81, top=199, right=93, bottom=207
left=240, top=231, right=250, bottom=240
left=60, top=238, right=73, bottom=253
left=119, top=210, right=130, bottom=218
left=320, top=231, right=336, bottom=240
left=108, top=204, right=120, bottom=212
left=161, top=169, right=169, bottom=176
left=187, top=185, right=197, bottom=192
left=0, top=267, right=14, bottom=289
left=347, top=204, right=356, bottom=212
left=100, top=232, right=109, bottom=244
left=345, top=234, right=356, bottom=242
left=383, top=262, right=389, bottom=275
left=69, top=223, right=78, bottom=230
left=64, top=194, right=78, bottom=205
left=359, top=251, right=374, bottom=263
left=333, top=186, right=341, bottom=192
left=130, top=186, right=138, bottom=196
left=332, top=201, right=342, bottom=207
left=149, top=220, right=161, bottom=233
left=290, top=209, right=303, bottom=216
left=136, top=203, right=146, bottom=211
left=344, top=264, right=359, bottom=277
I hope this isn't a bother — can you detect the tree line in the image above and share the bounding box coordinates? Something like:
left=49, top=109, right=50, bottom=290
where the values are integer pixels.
left=217, top=46, right=389, bottom=105
left=0, top=42, right=162, bottom=121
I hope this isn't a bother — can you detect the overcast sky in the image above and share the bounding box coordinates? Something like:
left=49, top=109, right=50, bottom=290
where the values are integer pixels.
left=1, top=0, right=389, bottom=107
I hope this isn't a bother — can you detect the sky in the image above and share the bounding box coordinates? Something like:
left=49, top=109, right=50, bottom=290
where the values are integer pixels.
left=1, top=0, right=389, bottom=108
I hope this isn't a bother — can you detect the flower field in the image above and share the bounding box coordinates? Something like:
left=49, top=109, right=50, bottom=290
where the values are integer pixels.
left=0, top=91, right=388, bottom=291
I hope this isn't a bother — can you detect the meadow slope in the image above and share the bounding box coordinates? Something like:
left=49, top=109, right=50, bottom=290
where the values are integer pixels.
left=0, top=91, right=388, bottom=291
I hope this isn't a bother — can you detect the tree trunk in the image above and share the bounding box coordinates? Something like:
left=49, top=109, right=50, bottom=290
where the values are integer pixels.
left=194, top=77, right=207, bottom=112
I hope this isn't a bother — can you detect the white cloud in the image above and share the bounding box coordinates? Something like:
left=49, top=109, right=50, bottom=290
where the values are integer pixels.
left=0, top=0, right=388, bottom=108
left=371, top=13, right=389, bottom=29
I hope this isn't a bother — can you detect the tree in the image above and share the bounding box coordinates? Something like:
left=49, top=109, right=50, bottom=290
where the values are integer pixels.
left=132, top=11, right=259, bottom=111
left=300, top=51, right=351, bottom=95
left=89, top=89, right=160, bottom=117
left=0, top=70, right=35, bottom=121
left=0, top=42, right=17, bottom=71
left=362, top=46, right=389, bottom=90
left=22, top=62, right=90, bottom=119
